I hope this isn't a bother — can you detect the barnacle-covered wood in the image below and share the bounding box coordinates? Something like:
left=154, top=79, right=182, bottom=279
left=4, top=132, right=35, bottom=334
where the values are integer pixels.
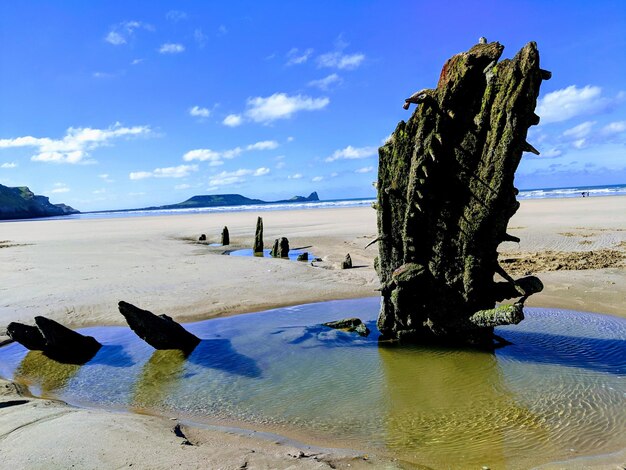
left=376, top=41, right=547, bottom=346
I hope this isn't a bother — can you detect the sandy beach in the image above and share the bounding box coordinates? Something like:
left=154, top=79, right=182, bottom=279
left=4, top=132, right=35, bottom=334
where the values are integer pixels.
left=1, top=196, right=625, bottom=468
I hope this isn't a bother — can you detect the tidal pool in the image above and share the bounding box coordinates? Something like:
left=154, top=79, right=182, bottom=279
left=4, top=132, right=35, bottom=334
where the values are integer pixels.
left=0, top=298, right=624, bottom=469
left=227, top=248, right=312, bottom=261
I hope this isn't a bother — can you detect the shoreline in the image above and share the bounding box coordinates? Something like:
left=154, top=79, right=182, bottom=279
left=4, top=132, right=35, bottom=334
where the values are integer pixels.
left=1, top=196, right=625, bottom=468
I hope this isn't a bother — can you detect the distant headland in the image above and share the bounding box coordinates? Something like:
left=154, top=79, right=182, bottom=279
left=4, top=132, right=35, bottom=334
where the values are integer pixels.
left=92, top=191, right=320, bottom=214
left=0, top=184, right=79, bottom=220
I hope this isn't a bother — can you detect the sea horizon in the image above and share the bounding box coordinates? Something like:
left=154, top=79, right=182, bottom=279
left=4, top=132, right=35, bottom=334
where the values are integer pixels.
left=2, top=182, right=625, bottom=222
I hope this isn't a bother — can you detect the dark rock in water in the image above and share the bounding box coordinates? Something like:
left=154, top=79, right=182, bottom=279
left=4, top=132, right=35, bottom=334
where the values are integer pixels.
left=35, top=316, right=101, bottom=358
left=198, top=234, right=206, bottom=241
left=323, top=318, right=370, bottom=337
left=270, top=237, right=290, bottom=258
left=354, top=323, right=370, bottom=337
left=341, top=254, right=352, bottom=269
left=221, top=226, right=230, bottom=246
left=253, top=217, right=264, bottom=253
left=15, top=317, right=102, bottom=363
left=118, top=301, right=200, bottom=352
left=6, top=322, right=46, bottom=350
left=297, top=252, right=309, bottom=261
left=376, top=39, right=547, bottom=346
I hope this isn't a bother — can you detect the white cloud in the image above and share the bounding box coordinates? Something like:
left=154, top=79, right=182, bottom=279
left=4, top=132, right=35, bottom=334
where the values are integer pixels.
left=93, top=71, right=123, bottom=79
left=217, top=25, right=228, bottom=36
left=276, top=161, right=286, bottom=169
left=105, top=21, right=152, bottom=46
left=208, top=167, right=269, bottom=187
left=563, top=121, right=595, bottom=140
left=194, top=29, right=208, bottom=48
left=541, top=148, right=563, bottom=158
left=1, top=162, right=17, bottom=169
left=308, top=73, right=342, bottom=91
left=330, top=172, right=338, bottom=178
left=166, top=10, right=187, bottom=22
left=105, top=31, right=126, bottom=46
left=183, top=149, right=224, bottom=165
left=131, top=58, right=144, bottom=65
left=223, top=114, right=243, bottom=127
left=317, top=52, right=365, bottom=70
left=159, top=43, right=185, bottom=54
left=288, top=173, right=303, bottom=179
left=189, top=106, right=211, bottom=118
left=0, top=123, right=151, bottom=164
left=246, top=140, right=278, bottom=151
left=355, top=166, right=374, bottom=173
left=312, top=176, right=324, bottom=182
left=245, top=93, right=329, bottom=124
left=536, top=85, right=623, bottom=124
left=325, top=145, right=377, bottom=162
left=601, top=121, right=626, bottom=136
left=286, top=47, right=314, bottom=66
left=175, top=183, right=191, bottom=190
left=287, top=136, right=294, bottom=142
left=98, top=173, right=115, bottom=183
left=51, top=183, right=70, bottom=194
left=92, top=188, right=106, bottom=195
left=183, top=140, right=278, bottom=165
left=129, top=164, right=198, bottom=180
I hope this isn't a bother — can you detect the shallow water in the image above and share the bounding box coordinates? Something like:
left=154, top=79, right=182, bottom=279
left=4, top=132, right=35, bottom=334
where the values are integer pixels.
left=0, top=298, right=624, bottom=469
left=228, top=248, right=313, bottom=261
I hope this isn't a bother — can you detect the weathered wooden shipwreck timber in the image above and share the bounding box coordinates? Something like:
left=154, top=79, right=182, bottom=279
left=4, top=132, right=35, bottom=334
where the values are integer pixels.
left=253, top=217, right=264, bottom=253
left=270, top=237, right=290, bottom=258
left=375, top=39, right=548, bottom=346
left=118, top=301, right=201, bottom=353
left=7, top=317, right=101, bottom=363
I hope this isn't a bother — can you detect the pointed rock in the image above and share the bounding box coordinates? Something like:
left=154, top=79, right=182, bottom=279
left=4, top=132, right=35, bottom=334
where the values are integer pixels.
left=118, top=301, right=200, bottom=353
left=8, top=318, right=101, bottom=363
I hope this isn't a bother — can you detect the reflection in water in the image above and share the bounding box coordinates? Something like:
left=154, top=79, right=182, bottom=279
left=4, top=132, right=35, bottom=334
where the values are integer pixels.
left=15, top=351, right=82, bottom=397
left=131, top=339, right=261, bottom=412
left=131, top=349, right=186, bottom=411
left=0, top=299, right=624, bottom=469
left=378, top=344, right=550, bottom=469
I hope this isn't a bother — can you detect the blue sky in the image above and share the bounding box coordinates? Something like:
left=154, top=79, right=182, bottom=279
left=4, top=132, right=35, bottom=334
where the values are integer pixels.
left=1, top=1, right=625, bottom=211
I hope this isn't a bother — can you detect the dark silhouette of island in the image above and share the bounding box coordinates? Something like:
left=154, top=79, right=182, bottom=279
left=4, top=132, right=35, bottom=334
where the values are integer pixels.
left=159, top=191, right=319, bottom=209
left=93, top=191, right=320, bottom=214
left=0, top=184, right=79, bottom=220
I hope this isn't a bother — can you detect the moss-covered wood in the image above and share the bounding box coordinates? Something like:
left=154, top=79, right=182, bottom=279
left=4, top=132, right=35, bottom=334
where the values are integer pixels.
left=253, top=217, right=263, bottom=253
left=376, top=40, right=547, bottom=346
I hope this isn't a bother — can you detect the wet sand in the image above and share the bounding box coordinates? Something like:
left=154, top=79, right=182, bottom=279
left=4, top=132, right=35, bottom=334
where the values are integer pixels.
left=0, top=196, right=625, bottom=468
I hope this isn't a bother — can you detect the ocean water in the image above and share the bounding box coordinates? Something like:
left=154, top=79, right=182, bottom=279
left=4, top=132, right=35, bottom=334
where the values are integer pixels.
left=0, top=299, right=625, bottom=469
left=3, top=183, right=625, bottom=222
left=517, top=183, right=626, bottom=200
